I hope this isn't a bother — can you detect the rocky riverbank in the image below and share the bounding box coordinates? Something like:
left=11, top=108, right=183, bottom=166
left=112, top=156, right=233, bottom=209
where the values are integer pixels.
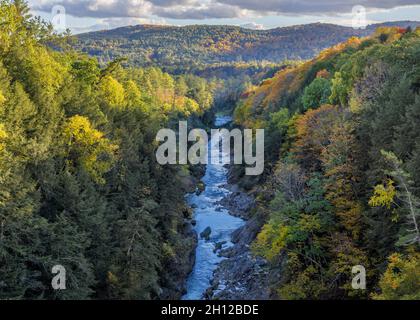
left=217, top=184, right=254, bottom=219
left=181, top=115, right=272, bottom=300
left=160, top=165, right=205, bottom=299
left=205, top=182, right=271, bottom=300
left=163, top=216, right=198, bottom=299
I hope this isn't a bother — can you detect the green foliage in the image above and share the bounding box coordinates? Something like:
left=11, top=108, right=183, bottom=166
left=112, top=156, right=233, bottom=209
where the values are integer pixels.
left=74, top=22, right=419, bottom=71
left=369, top=180, right=396, bottom=209
left=63, top=115, right=117, bottom=184
left=329, top=71, right=348, bottom=106
left=252, top=222, right=289, bottom=262
left=265, top=108, right=291, bottom=161
left=0, top=0, right=213, bottom=300
left=244, top=26, right=420, bottom=300
left=372, top=251, right=420, bottom=300
left=2, top=0, right=420, bottom=301
left=98, top=75, right=125, bottom=108
left=302, top=77, right=331, bottom=110
left=373, top=151, right=420, bottom=246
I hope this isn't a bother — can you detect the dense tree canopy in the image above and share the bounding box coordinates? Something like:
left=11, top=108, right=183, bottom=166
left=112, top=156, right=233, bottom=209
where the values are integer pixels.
left=75, top=22, right=420, bottom=72
left=1, top=0, right=419, bottom=301
left=0, top=0, right=213, bottom=299
left=235, top=26, right=420, bottom=299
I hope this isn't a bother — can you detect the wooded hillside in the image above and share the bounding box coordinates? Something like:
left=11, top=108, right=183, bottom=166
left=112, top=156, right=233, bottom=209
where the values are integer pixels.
left=75, top=22, right=420, bottom=71
left=0, top=0, right=214, bottom=299
left=233, top=26, right=420, bottom=299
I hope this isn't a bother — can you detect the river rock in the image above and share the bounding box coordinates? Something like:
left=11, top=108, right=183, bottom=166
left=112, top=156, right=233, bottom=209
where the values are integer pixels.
left=231, top=215, right=262, bottom=246
left=206, top=188, right=271, bottom=300
left=200, top=226, right=212, bottom=240
left=207, top=250, right=270, bottom=300
left=218, top=190, right=254, bottom=219
left=196, top=181, right=206, bottom=195
left=213, top=241, right=227, bottom=253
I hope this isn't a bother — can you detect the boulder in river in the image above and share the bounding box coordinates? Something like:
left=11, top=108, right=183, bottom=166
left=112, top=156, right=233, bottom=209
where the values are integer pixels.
left=218, top=190, right=254, bottom=219
left=196, top=181, right=206, bottom=195
left=213, top=241, right=227, bottom=253
left=200, top=226, right=212, bottom=240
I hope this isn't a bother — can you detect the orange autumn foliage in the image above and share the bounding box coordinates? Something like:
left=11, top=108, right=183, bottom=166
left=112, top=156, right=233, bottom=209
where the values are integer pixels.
left=321, top=119, right=363, bottom=239
left=235, top=37, right=362, bottom=128
left=292, top=104, right=340, bottom=171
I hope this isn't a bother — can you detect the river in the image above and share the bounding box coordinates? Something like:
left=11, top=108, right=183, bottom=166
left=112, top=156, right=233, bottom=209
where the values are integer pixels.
left=182, top=115, right=245, bottom=300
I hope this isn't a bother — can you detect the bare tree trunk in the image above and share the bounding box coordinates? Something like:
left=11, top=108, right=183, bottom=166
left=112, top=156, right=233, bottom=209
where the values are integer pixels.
left=401, top=181, right=420, bottom=245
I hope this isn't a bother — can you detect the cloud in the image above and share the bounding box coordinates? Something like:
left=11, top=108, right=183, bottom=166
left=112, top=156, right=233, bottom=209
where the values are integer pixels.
left=149, top=0, right=196, bottom=7
left=30, top=0, right=420, bottom=20
left=240, top=22, right=265, bottom=30
left=32, top=0, right=245, bottom=19
left=217, top=0, right=420, bottom=15
left=153, top=2, right=246, bottom=19
left=71, top=17, right=168, bottom=34
left=32, top=0, right=153, bottom=18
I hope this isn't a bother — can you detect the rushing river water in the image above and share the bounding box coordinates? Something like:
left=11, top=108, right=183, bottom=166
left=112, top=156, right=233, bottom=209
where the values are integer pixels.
left=182, top=116, right=245, bottom=300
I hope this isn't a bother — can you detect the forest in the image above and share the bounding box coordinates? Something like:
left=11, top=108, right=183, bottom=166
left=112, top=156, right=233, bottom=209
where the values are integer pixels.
left=233, top=26, right=420, bottom=299
left=75, top=22, right=420, bottom=72
left=0, top=0, right=215, bottom=299
left=0, top=0, right=419, bottom=301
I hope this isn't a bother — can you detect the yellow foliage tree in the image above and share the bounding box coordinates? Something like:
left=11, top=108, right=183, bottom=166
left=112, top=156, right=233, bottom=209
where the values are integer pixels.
left=0, top=123, right=7, bottom=152
left=63, top=115, right=117, bottom=184
left=369, top=180, right=396, bottom=209
left=371, top=151, right=420, bottom=246
left=278, top=263, right=327, bottom=300
left=372, top=251, right=420, bottom=300
left=0, top=90, right=5, bottom=105
left=99, top=75, right=125, bottom=107
left=252, top=223, right=289, bottom=262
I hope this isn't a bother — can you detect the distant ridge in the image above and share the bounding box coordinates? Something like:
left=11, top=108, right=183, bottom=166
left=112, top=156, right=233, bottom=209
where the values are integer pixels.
left=76, top=21, right=420, bottom=69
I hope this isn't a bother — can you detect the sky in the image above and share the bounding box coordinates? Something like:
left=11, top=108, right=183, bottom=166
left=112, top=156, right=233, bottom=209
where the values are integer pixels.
left=28, top=0, right=420, bottom=34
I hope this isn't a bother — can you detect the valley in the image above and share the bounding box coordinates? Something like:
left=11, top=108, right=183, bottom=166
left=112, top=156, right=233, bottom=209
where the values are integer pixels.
left=0, top=0, right=419, bottom=301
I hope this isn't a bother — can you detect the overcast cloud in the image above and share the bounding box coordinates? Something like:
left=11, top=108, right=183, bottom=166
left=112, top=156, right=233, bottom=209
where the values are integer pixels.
left=217, top=0, right=420, bottom=15
left=31, top=0, right=420, bottom=19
